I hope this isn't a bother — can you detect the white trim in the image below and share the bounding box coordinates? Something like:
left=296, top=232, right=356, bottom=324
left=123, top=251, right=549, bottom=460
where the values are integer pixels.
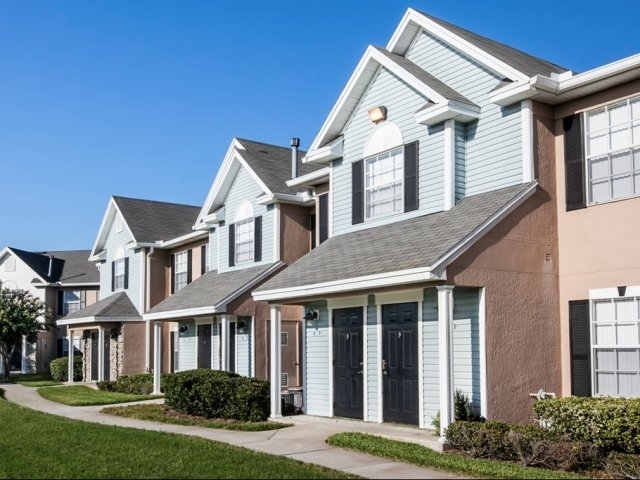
left=256, top=192, right=314, bottom=206
left=329, top=167, right=334, bottom=239
left=273, top=203, right=281, bottom=262
left=443, top=119, right=455, bottom=211
left=327, top=295, right=368, bottom=310
left=437, top=285, right=455, bottom=441
left=414, top=101, right=480, bottom=126
left=479, top=288, right=488, bottom=419
left=269, top=305, right=282, bottom=418
left=375, top=289, right=423, bottom=305
left=328, top=306, right=334, bottom=417
left=253, top=267, right=443, bottom=301
left=376, top=304, right=383, bottom=423
left=363, top=302, right=369, bottom=422
left=56, top=316, right=143, bottom=326
left=250, top=316, right=256, bottom=377
left=301, top=314, right=307, bottom=413
left=589, top=285, right=640, bottom=299
left=286, top=167, right=331, bottom=187
left=521, top=100, right=534, bottom=183
left=144, top=305, right=219, bottom=321
left=98, top=327, right=105, bottom=382
left=304, top=138, right=344, bottom=165
left=417, top=299, right=424, bottom=428
left=153, top=321, right=162, bottom=394
left=220, top=315, right=230, bottom=371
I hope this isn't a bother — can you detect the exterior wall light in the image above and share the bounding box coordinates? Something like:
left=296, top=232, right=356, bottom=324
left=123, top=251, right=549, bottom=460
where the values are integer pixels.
left=368, top=106, right=387, bottom=123
left=304, top=308, right=318, bottom=321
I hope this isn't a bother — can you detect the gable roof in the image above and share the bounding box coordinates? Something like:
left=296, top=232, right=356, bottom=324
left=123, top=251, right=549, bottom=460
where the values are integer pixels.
left=2, top=247, right=98, bottom=285
left=254, top=182, right=536, bottom=301
left=91, top=196, right=202, bottom=258
left=56, top=292, right=141, bottom=326
left=144, top=262, right=284, bottom=320
left=196, top=138, right=323, bottom=224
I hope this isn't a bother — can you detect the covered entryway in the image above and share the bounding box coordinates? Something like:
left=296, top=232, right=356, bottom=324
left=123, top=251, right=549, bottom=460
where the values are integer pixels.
left=382, top=302, right=419, bottom=425
left=333, top=307, right=363, bottom=419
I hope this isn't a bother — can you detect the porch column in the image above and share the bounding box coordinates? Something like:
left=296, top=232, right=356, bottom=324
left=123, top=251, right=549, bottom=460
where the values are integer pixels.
left=153, top=321, right=162, bottom=394
left=437, top=285, right=455, bottom=440
left=220, top=315, right=231, bottom=371
left=270, top=304, right=282, bottom=419
left=97, top=327, right=105, bottom=382
left=67, top=327, right=74, bottom=384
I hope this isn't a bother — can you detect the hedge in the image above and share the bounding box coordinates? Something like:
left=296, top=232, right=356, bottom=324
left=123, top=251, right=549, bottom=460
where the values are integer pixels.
left=50, top=356, right=83, bottom=382
left=96, top=373, right=165, bottom=394
left=533, top=397, right=640, bottom=454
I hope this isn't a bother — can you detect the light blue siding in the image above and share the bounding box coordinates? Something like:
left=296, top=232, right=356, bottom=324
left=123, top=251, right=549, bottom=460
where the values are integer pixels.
left=422, top=288, right=439, bottom=426
left=220, top=167, right=274, bottom=272
left=235, top=318, right=252, bottom=377
left=366, top=295, right=379, bottom=421
left=304, top=301, right=330, bottom=416
left=455, top=122, right=466, bottom=203
left=452, top=288, right=481, bottom=415
left=178, top=320, right=196, bottom=371
left=212, top=320, right=220, bottom=370
left=407, top=31, right=523, bottom=197
left=207, top=227, right=217, bottom=272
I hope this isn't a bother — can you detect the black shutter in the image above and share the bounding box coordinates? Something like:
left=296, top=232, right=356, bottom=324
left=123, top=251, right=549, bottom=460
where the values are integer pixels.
left=170, top=254, right=175, bottom=294
left=123, top=257, right=129, bottom=290
left=111, top=261, right=115, bottom=292
left=352, top=160, right=364, bottom=224
left=569, top=300, right=592, bottom=397
left=187, top=249, right=192, bottom=284
left=319, top=194, right=328, bottom=243
left=228, top=223, right=235, bottom=267
left=564, top=115, right=586, bottom=211
left=201, top=245, right=207, bottom=274
left=57, top=290, right=64, bottom=316
left=254, top=216, right=262, bottom=262
left=404, top=140, right=419, bottom=212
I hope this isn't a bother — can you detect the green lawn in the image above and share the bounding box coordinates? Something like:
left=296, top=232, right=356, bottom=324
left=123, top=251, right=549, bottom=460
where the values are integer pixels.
left=0, top=396, right=357, bottom=479
left=37, top=385, right=162, bottom=406
left=0, top=373, right=62, bottom=387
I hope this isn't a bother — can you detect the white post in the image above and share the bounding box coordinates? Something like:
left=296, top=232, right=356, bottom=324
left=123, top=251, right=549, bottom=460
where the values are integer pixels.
left=437, top=285, right=455, bottom=440
left=153, top=321, right=162, bottom=394
left=220, top=315, right=230, bottom=371
left=98, top=327, right=105, bottom=382
left=270, top=304, right=282, bottom=418
left=67, top=327, right=74, bottom=383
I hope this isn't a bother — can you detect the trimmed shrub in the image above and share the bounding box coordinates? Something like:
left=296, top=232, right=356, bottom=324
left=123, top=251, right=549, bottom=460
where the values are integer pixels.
left=605, top=452, right=640, bottom=479
left=96, top=380, right=116, bottom=391
left=163, top=369, right=269, bottom=421
left=50, top=356, right=83, bottom=382
left=96, top=373, right=166, bottom=394
left=445, top=420, right=519, bottom=460
left=533, top=396, right=640, bottom=454
left=432, top=389, right=485, bottom=435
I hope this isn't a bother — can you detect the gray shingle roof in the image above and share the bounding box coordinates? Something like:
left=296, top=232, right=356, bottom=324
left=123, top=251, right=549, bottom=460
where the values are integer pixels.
left=60, top=292, right=140, bottom=321
left=146, top=263, right=283, bottom=316
left=375, top=47, right=477, bottom=107
left=8, top=248, right=98, bottom=284
left=113, top=197, right=201, bottom=243
left=256, top=183, right=533, bottom=292
left=416, top=10, right=569, bottom=77
left=236, top=139, right=324, bottom=195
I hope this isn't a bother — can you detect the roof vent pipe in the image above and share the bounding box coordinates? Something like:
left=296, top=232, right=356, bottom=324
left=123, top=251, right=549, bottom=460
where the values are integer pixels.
left=48, top=255, right=54, bottom=279
left=291, top=137, right=300, bottom=179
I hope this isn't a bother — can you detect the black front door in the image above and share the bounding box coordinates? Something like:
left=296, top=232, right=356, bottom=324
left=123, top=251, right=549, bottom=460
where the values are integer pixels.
left=382, top=303, right=419, bottom=425
left=103, top=332, right=110, bottom=381
left=197, top=324, right=212, bottom=368
left=333, top=307, right=363, bottom=419
left=91, top=332, right=99, bottom=381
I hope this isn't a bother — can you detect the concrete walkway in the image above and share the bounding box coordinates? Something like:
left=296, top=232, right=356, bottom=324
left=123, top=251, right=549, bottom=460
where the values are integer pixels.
left=1, top=383, right=463, bottom=479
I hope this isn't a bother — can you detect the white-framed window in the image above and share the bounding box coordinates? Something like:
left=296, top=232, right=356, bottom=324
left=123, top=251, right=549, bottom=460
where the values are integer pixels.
left=364, top=146, right=404, bottom=220
left=235, top=218, right=254, bottom=264
left=586, top=96, right=640, bottom=204
left=591, top=296, right=640, bottom=397
left=63, top=290, right=84, bottom=315
left=113, top=258, right=125, bottom=290
left=174, top=251, right=189, bottom=292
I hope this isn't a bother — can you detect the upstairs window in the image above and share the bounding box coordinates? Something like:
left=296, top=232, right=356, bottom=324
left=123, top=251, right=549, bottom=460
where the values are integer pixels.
left=113, top=258, right=126, bottom=290
left=228, top=201, right=262, bottom=267
left=174, top=251, right=189, bottom=292
left=365, top=146, right=404, bottom=219
left=235, top=218, right=254, bottom=264
left=63, top=291, right=84, bottom=315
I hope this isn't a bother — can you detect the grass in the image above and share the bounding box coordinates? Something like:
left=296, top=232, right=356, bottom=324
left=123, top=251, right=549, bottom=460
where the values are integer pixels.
left=37, top=385, right=162, bottom=406
left=327, top=432, right=588, bottom=479
left=102, top=403, right=291, bottom=431
left=0, top=397, right=357, bottom=479
left=0, top=373, right=62, bottom=387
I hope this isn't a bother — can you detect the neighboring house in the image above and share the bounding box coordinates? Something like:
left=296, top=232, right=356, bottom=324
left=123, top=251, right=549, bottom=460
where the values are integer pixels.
left=145, top=138, right=322, bottom=398
left=253, top=7, right=578, bottom=432
left=0, top=247, right=99, bottom=374
left=56, top=196, right=206, bottom=382
left=554, top=69, right=640, bottom=398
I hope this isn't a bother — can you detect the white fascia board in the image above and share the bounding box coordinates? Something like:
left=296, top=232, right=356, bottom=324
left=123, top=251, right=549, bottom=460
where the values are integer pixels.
left=193, top=208, right=225, bottom=231
left=389, top=9, right=529, bottom=83
left=159, top=230, right=207, bottom=249
left=144, top=306, right=218, bottom=321
left=286, top=167, right=331, bottom=187
left=559, top=54, right=640, bottom=91
left=57, top=282, right=100, bottom=288
left=88, top=251, right=106, bottom=262
left=304, top=138, right=344, bottom=165
left=590, top=285, right=640, bottom=300
left=489, top=76, right=559, bottom=106
left=252, top=267, right=444, bottom=302
left=56, top=316, right=143, bottom=326
left=431, top=181, right=538, bottom=274
left=415, top=100, right=480, bottom=125
left=256, top=192, right=314, bottom=206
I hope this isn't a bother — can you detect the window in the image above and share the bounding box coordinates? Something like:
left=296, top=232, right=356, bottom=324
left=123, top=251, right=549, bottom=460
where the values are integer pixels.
left=592, top=296, right=640, bottom=397
left=174, top=251, right=189, bottom=292
left=586, top=96, right=640, bottom=204
left=365, top=146, right=404, bottom=219
left=235, top=218, right=254, bottom=264
left=113, top=258, right=125, bottom=290
left=281, top=331, right=288, bottom=346
left=63, top=291, right=85, bottom=315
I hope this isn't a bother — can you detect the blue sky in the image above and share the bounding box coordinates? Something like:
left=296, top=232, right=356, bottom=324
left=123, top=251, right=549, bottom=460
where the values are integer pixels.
left=1, top=1, right=639, bottom=252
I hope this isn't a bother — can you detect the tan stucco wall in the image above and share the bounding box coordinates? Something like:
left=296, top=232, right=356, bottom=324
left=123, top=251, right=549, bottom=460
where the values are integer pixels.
left=447, top=105, right=560, bottom=424
left=122, top=323, right=146, bottom=374
left=555, top=80, right=640, bottom=396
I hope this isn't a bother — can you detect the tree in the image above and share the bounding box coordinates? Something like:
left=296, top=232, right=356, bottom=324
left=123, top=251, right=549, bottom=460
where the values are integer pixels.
left=0, top=286, right=51, bottom=378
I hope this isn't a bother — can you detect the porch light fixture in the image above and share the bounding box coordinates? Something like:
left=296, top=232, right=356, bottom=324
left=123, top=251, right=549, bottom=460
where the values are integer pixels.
left=617, top=286, right=627, bottom=297
left=178, top=323, right=189, bottom=334
left=237, top=320, right=247, bottom=333
left=368, top=106, right=387, bottom=123
left=304, top=308, right=318, bottom=322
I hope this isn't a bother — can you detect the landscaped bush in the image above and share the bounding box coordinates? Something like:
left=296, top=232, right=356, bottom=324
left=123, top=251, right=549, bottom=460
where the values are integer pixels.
left=96, top=380, right=116, bottom=391
left=96, top=373, right=167, bottom=394
left=50, top=356, right=83, bottom=382
left=432, top=389, right=485, bottom=435
left=605, top=452, right=640, bottom=479
left=533, top=396, right=640, bottom=454
left=162, top=369, right=270, bottom=421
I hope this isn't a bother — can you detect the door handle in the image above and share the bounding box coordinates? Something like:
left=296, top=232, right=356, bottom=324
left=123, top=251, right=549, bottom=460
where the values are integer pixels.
left=381, top=358, right=388, bottom=376
left=356, top=361, right=363, bottom=375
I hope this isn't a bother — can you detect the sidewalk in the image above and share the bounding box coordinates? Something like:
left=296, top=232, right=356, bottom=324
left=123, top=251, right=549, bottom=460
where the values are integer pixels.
left=1, top=383, right=464, bottom=479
